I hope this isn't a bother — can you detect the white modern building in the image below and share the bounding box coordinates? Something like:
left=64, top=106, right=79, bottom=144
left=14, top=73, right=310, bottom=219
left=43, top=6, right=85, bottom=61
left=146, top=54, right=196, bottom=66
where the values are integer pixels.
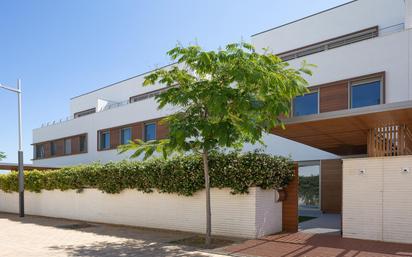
left=27, top=0, right=412, bottom=244
left=33, top=0, right=411, bottom=167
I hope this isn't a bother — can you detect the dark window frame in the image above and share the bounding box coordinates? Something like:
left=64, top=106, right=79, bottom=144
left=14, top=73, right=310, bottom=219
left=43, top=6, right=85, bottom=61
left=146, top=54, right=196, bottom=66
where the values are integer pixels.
left=64, top=138, right=72, bottom=155
left=349, top=78, right=383, bottom=109
left=292, top=90, right=319, bottom=117
left=99, top=131, right=111, bottom=150
left=79, top=135, right=87, bottom=153
left=50, top=141, right=56, bottom=156
left=129, top=88, right=169, bottom=104
left=120, top=127, right=132, bottom=145
left=74, top=108, right=96, bottom=118
left=278, top=26, right=379, bottom=61
left=144, top=123, right=157, bottom=142
left=35, top=144, right=45, bottom=159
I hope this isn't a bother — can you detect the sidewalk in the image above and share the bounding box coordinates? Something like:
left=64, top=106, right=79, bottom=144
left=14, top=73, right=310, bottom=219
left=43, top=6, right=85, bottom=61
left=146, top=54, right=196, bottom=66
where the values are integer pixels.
left=0, top=212, right=228, bottom=257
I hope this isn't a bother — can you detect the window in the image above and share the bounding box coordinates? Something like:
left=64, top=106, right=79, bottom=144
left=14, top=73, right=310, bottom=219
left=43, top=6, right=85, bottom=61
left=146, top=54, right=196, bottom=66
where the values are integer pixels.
left=50, top=141, right=57, bottom=156
left=99, top=131, right=110, bottom=150
left=35, top=144, right=45, bottom=159
left=74, top=108, right=96, bottom=118
left=64, top=138, right=72, bottom=154
left=293, top=91, right=319, bottom=117
left=144, top=123, right=156, bottom=141
left=120, top=128, right=132, bottom=145
left=79, top=135, right=87, bottom=152
left=278, top=27, right=378, bottom=61
left=129, top=88, right=169, bottom=103
left=351, top=80, right=381, bottom=108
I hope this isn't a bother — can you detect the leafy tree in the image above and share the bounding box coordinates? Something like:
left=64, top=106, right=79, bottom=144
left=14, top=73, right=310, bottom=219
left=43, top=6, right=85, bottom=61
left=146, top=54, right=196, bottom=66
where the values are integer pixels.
left=0, top=152, right=5, bottom=161
left=119, top=42, right=312, bottom=246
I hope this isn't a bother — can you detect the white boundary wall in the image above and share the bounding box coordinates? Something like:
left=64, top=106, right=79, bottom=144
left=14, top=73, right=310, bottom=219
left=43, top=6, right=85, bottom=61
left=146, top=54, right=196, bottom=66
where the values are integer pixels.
left=343, top=155, right=412, bottom=244
left=0, top=187, right=282, bottom=238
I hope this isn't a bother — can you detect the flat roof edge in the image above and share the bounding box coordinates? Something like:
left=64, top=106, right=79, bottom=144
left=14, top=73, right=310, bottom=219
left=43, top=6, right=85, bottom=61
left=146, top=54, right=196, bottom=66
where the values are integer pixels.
left=70, top=62, right=177, bottom=100
left=251, top=0, right=358, bottom=37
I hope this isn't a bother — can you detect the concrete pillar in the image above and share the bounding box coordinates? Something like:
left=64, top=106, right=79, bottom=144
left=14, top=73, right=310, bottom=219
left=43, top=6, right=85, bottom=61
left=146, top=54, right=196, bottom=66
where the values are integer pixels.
left=406, top=0, right=412, bottom=30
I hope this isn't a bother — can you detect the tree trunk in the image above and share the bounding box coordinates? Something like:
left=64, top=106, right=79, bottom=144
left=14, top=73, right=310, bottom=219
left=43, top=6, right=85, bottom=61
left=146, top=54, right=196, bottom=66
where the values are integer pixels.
left=202, top=150, right=212, bottom=247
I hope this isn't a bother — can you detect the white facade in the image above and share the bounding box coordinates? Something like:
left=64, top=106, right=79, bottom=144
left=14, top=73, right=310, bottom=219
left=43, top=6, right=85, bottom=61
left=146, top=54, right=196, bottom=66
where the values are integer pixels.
left=0, top=187, right=282, bottom=238
left=342, top=156, right=412, bottom=244
left=33, top=0, right=412, bottom=167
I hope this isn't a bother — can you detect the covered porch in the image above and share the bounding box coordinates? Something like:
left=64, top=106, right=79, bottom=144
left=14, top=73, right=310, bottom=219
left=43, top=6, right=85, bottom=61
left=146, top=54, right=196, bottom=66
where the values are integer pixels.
left=272, top=101, right=412, bottom=157
left=273, top=101, right=412, bottom=237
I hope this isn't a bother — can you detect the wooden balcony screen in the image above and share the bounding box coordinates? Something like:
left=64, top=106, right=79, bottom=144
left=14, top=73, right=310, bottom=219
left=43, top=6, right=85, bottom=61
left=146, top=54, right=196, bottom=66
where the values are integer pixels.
left=367, top=124, right=412, bottom=157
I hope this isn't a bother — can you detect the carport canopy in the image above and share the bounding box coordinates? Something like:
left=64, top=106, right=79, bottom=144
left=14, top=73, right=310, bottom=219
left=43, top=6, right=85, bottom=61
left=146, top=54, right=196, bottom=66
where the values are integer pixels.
left=271, top=101, right=412, bottom=156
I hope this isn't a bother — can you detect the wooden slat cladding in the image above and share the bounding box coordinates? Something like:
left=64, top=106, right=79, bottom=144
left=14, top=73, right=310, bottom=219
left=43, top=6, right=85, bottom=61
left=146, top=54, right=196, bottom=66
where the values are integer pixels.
left=110, top=128, right=120, bottom=148
left=71, top=136, right=80, bottom=155
left=33, top=133, right=88, bottom=160
left=132, top=123, right=143, bottom=141
left=320, top=83, right=348, bottom=113
left=367, top=124, right=412, bottom=157
left=157, top=120, right=169, bottom=139
left=98, top=117, right=169, bottom=151
left=282, top=165, right=299, bottom=232
left=320, top=159, right=342, bottom=214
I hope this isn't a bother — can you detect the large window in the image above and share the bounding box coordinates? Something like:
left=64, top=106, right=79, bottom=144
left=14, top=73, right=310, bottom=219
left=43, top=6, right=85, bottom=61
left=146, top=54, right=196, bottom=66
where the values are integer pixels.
left=99, top=131, right=110, bottom=150
left=50, top=141, right=56, bottom=156
left=293, top=91, right=319, bottom=117
left=35, top=144, right=45, bottom=159
left=351, top=80, right=381, bottom=108
left=120, top=128, right=132, bottom=145
left=79, top=135, right=87, bottom=152
left=144, top=123, right=156, bottom=141
left=64, top=138, right=72, bottom=154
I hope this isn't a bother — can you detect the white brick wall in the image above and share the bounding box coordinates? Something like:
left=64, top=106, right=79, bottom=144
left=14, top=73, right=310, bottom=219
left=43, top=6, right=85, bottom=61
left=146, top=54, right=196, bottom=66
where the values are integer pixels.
left=343, top=156, right=412, bottom=244
left=0, top=187, right=282, bottom=238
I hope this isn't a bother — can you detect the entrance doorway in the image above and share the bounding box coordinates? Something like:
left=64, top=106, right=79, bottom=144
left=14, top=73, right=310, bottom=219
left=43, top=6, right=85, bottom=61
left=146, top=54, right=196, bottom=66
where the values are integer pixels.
left=297, top=160, right=341, bottom=235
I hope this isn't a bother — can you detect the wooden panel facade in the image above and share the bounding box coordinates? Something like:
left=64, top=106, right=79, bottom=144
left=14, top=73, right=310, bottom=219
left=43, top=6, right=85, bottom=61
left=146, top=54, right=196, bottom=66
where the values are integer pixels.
left=319, top=82, right=348, bottom=113
left=320, top=159, right=342, bottom=214
left=97, top=117, right=169, bottom=151
left=33, top=133, right=88, bottom=160
left=293, top=72, right=385, bottom=117
left=282, top=165, right=299, bottom=232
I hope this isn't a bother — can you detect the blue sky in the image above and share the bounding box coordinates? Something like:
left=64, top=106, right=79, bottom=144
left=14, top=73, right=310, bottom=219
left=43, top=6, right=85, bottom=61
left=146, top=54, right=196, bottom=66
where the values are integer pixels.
left=0, top=0, right=350, bottom=163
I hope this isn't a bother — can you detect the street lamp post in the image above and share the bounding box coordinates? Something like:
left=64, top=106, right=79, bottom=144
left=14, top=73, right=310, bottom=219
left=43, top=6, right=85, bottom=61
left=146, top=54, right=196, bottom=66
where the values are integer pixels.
left=0, top=79, right=24, bottom=217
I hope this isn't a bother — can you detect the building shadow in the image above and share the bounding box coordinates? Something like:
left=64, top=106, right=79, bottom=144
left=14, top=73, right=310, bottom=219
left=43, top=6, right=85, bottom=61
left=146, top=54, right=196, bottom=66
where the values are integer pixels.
left=49, top=240, right=217, bottom=257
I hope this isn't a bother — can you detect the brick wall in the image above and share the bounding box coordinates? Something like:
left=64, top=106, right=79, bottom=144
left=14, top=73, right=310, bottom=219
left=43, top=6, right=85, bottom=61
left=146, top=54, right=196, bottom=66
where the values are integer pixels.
left=343, top=155, right=412, bottom=244
left=0, top=187, right=282, bottom=239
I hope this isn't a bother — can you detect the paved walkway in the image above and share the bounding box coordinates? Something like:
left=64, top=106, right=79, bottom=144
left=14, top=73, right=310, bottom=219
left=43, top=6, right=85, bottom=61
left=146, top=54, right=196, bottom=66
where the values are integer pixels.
left=223, top=232, right=412, bottom=257
left=299, top=213, right=341, bottom=235
left=0, top=212, right=228, bottom=257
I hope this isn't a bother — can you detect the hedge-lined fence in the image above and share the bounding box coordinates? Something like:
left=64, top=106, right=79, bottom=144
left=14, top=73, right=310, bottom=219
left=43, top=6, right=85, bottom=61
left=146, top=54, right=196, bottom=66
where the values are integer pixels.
left=0, top=152, right=295, bottom=196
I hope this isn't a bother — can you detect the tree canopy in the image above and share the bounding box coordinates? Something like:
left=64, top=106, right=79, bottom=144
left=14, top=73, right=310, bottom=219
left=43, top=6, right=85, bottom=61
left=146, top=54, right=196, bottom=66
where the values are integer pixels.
left=120, top=42, right=312, bottom=157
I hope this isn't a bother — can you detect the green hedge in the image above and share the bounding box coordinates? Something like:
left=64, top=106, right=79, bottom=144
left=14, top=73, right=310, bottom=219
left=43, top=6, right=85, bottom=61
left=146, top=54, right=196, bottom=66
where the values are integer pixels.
left=0, top=152, right=295, bottom=196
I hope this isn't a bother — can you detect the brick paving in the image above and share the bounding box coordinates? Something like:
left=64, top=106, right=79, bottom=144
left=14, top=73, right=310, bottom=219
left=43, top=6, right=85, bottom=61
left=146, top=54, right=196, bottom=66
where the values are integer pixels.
left=0, top=212, right=228, bottom=257
left=223, top=232, right=412, bottom=257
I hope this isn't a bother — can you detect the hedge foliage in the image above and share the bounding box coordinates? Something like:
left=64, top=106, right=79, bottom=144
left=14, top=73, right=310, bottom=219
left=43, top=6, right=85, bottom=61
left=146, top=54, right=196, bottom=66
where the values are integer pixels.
left=0, top=152, right=295, bottom=196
